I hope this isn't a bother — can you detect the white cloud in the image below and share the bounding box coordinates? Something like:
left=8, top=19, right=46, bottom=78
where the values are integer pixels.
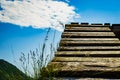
left=0, top=0, right=79, bottom=31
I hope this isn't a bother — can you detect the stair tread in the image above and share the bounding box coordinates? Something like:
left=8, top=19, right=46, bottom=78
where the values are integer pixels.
left=62, top=32, right=115, bottom=37
left=50, top=61, right=120, bottom=71
left=60, top=40, right=120, bottom=46
left=65, top=24, right=110, bottom=27
left=60, top=40, right=120, bottom=44
left=65, top=27, right=111, bottom=31
left=52, top=57, right=120, bottom=62
left=59, top=46, right=120, bottom=49
left=56, top=51, right=120, bottom=55
left=63, top=32, right=115, bottom=35
left=58, top=46, right=120, bottom=51
left=61, top=38, right=119, bottom=41
left=52, top=57, right=120, bottom=71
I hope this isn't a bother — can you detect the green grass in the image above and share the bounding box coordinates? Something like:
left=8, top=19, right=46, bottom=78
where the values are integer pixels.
left=19, top=49, right=55, bottom=80
left=18, top=28, right=57, bottom=80
left=0, top=28, right=59, bottom=80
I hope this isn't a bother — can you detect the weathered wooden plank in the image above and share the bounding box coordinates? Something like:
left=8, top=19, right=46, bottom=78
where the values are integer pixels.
left=61, top=40, right=120, bottom=43
left=65, top=27, right=111, bottom=31
left=49, top=61, right=120, bottom=77
left=62, top=32, right=116, bottom=38
left=71, top=22, right=79, bottom=24
left=62, top=36, right=116, bottom=38
left=65, top=24, right=110, bottom=27
left=61, top=38, right=119, bottom=41
left=52, top=57, right=120, bottom=63
left=50, top=62, right=120, bottom=71
left=60, top=40, right=120, bottom=46
left=91, top=23, right=103, bottom=25
left=60, top=40, right=120, bottom=44
left=55, top=51, right=120, bottom=57
left=63, top=32, right=115, bottom=36
left=56, top=51, right=120, bottom=55
left=58, top=46, right=120, bottom=51
left=81, top=23, right=89, bottom=25
left=64, top=30, right=111, bottom=32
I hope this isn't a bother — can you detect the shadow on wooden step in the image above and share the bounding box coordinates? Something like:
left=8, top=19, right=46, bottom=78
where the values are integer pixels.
left=52, top=71, right=120, bottom=79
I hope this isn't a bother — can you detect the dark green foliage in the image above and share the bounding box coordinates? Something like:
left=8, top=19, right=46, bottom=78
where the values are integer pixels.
left=0, top=59, right=31, bottom=80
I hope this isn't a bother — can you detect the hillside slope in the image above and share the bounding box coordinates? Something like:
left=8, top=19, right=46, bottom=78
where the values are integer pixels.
left=0, top=59, right=30, bottom=80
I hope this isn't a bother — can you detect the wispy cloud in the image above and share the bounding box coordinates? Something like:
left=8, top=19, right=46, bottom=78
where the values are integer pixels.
left=0, top=0, right=79, bottom=31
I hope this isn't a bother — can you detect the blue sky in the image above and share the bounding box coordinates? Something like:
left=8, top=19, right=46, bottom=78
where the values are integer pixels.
left=0, top=0, right=120, bottom=68
left=0, top=22, right=61, bottom=64
left=70, top=0, right=120, bottom=23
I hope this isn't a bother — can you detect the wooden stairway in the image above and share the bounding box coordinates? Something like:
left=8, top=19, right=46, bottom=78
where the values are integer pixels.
left=48, top=23, right=120, bottom=79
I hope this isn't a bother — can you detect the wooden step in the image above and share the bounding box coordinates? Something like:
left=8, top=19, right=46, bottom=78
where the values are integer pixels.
left=47, top=23, right=120, bottom=79
left=49, top=61, right=120, bottom=78
left=61, top=38, right=119, bottom=41
left=65, top=24, right=110, bottom=27
left=63, top=32, right=115, bottom=36
left=60, top=40, right=120, bottom=46
left=62, top=32, right=116, bottom=38
left=64, top=30, right=111, bottom=32
left=62, top=36, right=117, bottom=38
left=51, top=57, right=120, bottom=78
left=65, top=27, right=111, bottom=32
left=52, top=57, right=120, bottom=63
left=60, top=40, right=120, bottom=43
left=55, top=51, right=120, bottom=57
left=50, top=61, right=120, bottom=71
left=58, top=46, right=120, bottom=51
